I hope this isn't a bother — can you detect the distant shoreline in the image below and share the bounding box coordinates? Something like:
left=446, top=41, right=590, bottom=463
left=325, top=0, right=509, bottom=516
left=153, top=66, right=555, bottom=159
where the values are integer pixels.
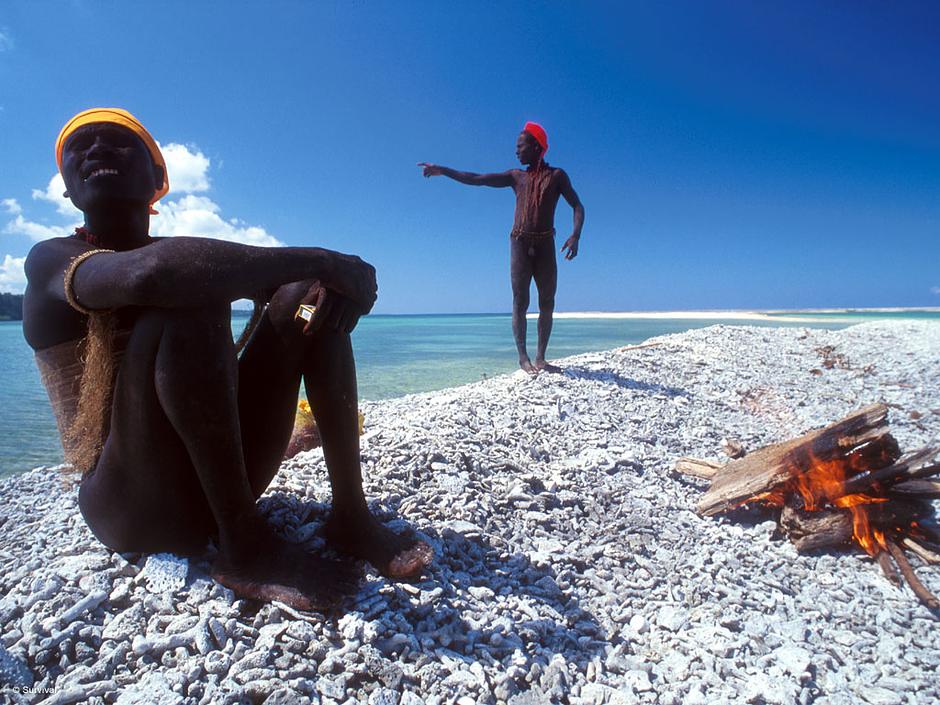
left=530, top=308, right=940, bottom=323
left=228, top=306, right=940, bottom=319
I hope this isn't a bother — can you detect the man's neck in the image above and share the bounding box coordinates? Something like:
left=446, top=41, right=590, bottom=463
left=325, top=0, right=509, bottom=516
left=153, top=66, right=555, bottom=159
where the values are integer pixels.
left=82, top=205, right=151, bottom=250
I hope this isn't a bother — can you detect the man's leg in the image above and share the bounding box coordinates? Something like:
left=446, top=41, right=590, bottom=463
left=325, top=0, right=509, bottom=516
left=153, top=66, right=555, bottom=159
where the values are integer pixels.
left=510, top=238, right=538, bottom=376
left=79, top=303, right=359, bottom=609
left=533, top=238, right=561, bottom=373
left=238, top=282, right=433, bottom=579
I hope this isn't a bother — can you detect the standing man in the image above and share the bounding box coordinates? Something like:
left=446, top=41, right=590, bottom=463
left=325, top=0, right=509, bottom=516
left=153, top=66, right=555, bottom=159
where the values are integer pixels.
left=24, top=108, right=432, bottom=611
left=419, top=122, right=584, bottom=375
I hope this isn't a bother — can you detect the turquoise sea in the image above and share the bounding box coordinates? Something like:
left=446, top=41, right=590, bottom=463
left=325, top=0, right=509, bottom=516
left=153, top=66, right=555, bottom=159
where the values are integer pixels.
left=1, top=310, right=936, bottom=479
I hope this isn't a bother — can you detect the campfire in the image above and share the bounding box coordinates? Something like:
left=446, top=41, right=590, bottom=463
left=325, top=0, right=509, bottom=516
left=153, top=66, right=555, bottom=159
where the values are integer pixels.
left=677, top=404, right=940, bottom=608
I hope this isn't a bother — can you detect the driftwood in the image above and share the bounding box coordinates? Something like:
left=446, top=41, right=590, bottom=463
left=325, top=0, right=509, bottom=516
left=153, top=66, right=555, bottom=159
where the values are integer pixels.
left=841, top=447, right=940, bottom=496
left=885, top=539, right=940, bottom=609
left=877, top=551, right=902, bottom=586
left=902, top=538, right=940, bottom=565
left=677, top=404, right=940, bottom=609
left=888, top=479, right=940, bottom=500
left=779, top=504, right=853, bottom=552
left=674, top=457, right=722, bottom=480
left=696, top=404, right=900, bottom=516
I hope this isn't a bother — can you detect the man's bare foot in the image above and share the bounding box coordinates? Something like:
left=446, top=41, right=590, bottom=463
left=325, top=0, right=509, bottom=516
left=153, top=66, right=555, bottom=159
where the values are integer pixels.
left=212, top=523, right=361, bottom=611
left=535, top=359, right=562, bottom=373
left=323, top=512, right=433, bottom=580
left=519, top=357, right=539, bottom=377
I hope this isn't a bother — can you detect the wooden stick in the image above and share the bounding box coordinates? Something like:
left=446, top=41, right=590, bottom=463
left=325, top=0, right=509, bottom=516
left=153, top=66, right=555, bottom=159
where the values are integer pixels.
left=841, top=447, right=940, bottom=496
left=876, top=550, right=901, bottom=587
left=885, top=538, right=940, bottom=609
left=902, top=537, right=940, bottom=565
left=674, top=457, right=723, bottom=480
left=887, top=479, right=940, bottom=499
left=915, top=522, right=940, bottom=546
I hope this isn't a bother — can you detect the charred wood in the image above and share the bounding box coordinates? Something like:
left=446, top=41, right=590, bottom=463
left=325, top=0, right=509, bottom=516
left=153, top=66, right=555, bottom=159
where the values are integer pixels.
left=779, top=504, right=853, bottom=552
left=840, top=447, right=940, bottom=497
left=885, top=538, right=940, bottom=609
left=877, top=551, right=901, bottom=587
left=698, top=404, right=899, bottom=516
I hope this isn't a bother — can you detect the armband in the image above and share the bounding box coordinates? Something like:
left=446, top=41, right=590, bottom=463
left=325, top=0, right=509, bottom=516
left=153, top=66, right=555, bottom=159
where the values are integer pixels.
left=63, top=249, right=114, bottom=315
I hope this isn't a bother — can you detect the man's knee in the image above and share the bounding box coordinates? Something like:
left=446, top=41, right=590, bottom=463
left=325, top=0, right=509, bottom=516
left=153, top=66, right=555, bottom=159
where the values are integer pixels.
left=138, top=302, right=231, bottom=333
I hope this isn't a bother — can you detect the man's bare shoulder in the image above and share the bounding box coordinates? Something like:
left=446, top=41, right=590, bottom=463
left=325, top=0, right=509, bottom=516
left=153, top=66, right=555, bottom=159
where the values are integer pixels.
left=506, top=168, right=526, bottom=186
left=25, top=236, right=92, bottom=280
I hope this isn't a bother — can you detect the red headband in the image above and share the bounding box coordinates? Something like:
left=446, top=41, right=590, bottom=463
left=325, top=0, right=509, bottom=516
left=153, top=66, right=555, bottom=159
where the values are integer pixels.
left=523, top=121, right=548, bottom=154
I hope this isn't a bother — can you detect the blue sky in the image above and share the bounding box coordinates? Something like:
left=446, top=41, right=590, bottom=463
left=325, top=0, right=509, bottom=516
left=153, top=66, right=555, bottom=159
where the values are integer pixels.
left=1, top=2, right=938, bottom=313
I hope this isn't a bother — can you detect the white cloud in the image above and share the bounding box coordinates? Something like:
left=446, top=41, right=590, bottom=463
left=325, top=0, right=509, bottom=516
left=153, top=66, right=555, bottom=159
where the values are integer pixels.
left=0, top=255, right=26, bottom=293
left=160, top=142, right=211, bottom=194
left=4, top=213, right=76, bottom=241
left=1, top=198, right=21, bottom=215
left=32, top=174, right=80, bottom=217
left=151, top=194, right=283, bottom=246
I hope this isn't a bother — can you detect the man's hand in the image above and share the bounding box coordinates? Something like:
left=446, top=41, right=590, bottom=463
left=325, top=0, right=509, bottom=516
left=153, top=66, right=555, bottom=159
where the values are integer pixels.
left=303, top=286, right=364, bottom=335
left=561, top=235, right=580, bottom=260
left=417, top=162, right=443, bottom=177
left=324, top=252, right=377, bottom=314
left=270, top=281, right=365, bottom=337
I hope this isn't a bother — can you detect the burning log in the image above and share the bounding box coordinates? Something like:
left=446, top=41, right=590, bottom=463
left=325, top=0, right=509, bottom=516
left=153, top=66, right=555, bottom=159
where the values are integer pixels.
left=779, top=504, right=853, bottom=552
left=840, top=447, right=940, bottom=496
left=696, top=403, right=900, bottom=517
left=677, top=404, right=940, bottom=609
left=888, top=479, right=940, bottom=500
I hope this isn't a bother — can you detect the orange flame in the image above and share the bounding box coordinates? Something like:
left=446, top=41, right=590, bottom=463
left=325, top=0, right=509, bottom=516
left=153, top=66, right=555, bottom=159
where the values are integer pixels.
left=752, top=451, right=889, bottom=556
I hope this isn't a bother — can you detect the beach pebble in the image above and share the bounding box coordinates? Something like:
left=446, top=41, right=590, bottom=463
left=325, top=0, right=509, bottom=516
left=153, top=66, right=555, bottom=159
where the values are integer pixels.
left=1, top=322, right=939, bottom=705
left=115, top=672, right=182, bottom=705
left=0, top=645, right=33, bottom=688
left=137, top=554, right=188, bottom=594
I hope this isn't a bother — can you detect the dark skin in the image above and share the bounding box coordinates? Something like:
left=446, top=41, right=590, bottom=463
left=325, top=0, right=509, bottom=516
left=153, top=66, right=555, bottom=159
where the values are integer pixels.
left=419, top=131, right=584, bottom=375
left=23, top=123, right=432, bottom=610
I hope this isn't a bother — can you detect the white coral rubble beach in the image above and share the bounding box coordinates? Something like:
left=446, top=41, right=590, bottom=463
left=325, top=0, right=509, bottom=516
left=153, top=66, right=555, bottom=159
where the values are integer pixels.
left=1, top=321, right=939, bottom=705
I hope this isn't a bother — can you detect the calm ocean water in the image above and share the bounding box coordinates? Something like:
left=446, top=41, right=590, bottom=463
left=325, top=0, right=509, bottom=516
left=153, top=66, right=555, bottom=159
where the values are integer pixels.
left=1, top=310, right=935, bottom=479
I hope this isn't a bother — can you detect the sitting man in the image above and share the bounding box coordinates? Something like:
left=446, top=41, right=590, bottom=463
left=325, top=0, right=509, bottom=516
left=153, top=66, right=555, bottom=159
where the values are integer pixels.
left=23, top=108, right=432, bottom=610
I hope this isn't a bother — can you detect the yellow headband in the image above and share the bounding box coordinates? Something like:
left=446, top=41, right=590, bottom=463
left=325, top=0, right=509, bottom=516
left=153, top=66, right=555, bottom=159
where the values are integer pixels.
left=55, top=108, right=170, bottom=215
